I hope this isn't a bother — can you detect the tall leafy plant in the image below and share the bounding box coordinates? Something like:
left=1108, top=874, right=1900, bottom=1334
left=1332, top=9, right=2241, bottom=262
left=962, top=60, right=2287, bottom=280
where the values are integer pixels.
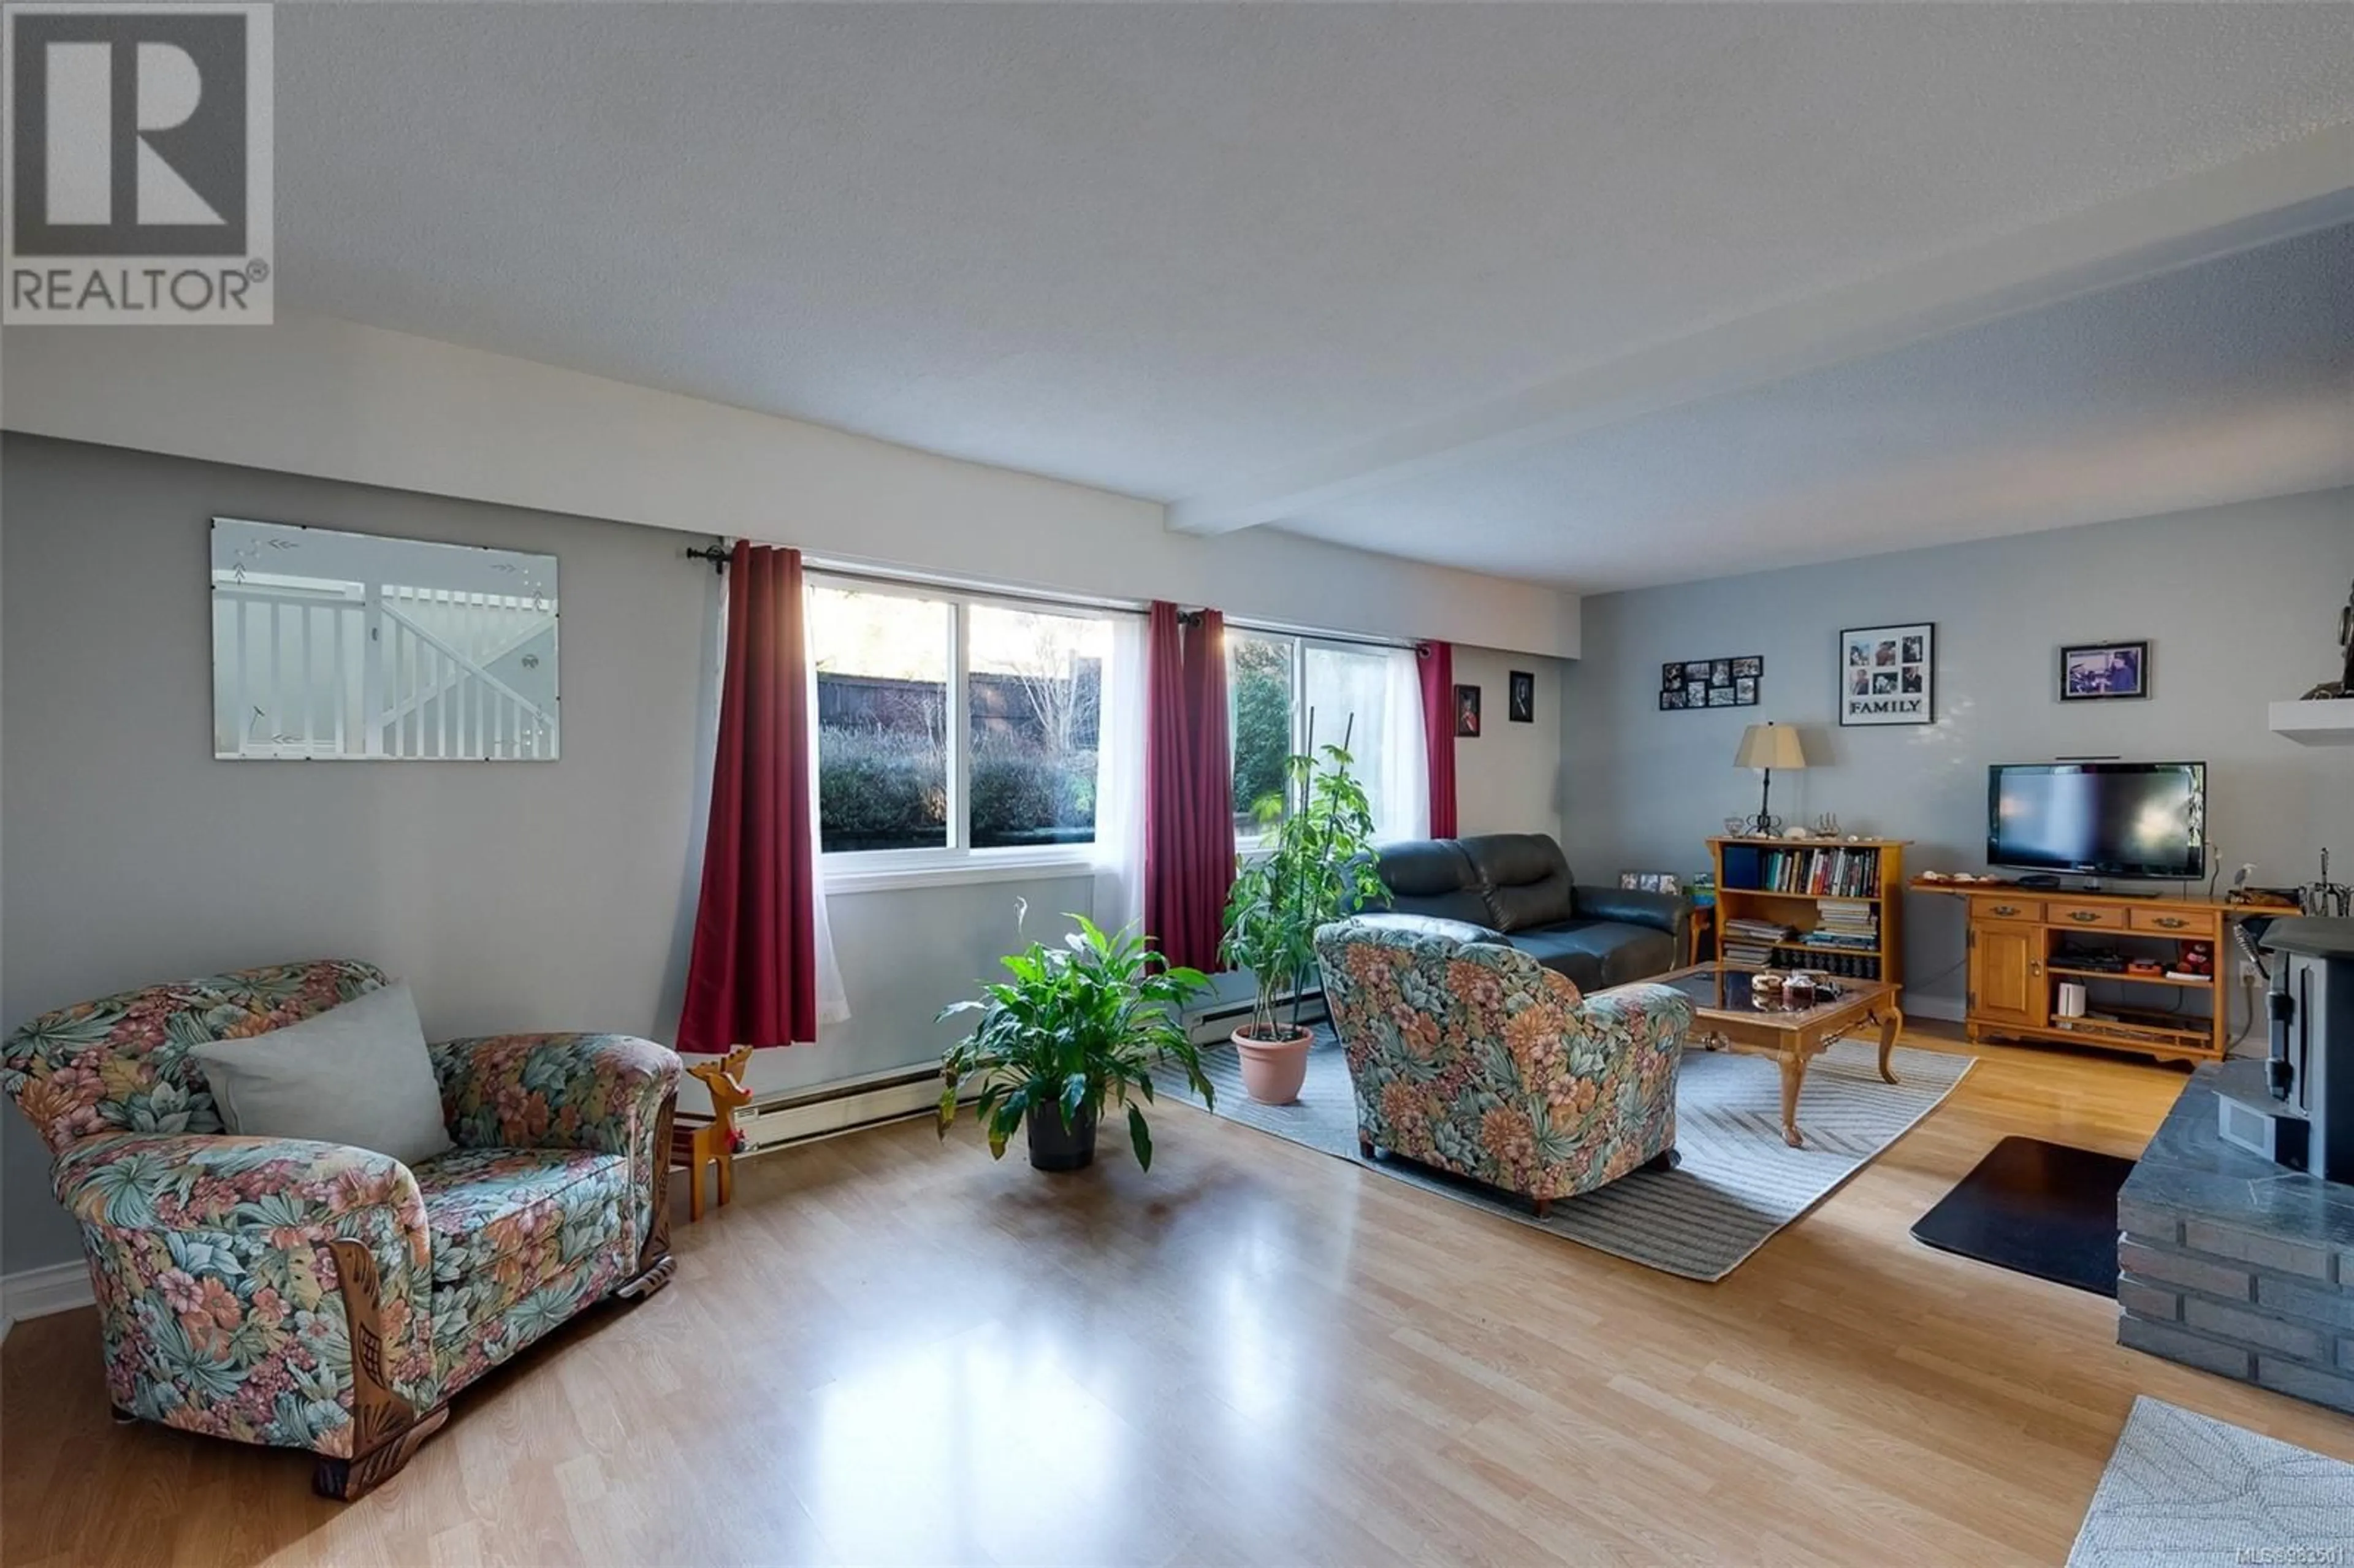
left=937, top=910, right=1213, bottom=1170
left=1221, top=721, right=1391, bottom=1042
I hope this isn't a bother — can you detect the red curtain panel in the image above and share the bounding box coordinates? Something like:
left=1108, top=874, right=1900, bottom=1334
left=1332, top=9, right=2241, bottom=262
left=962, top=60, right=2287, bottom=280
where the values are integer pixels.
left=679, top=541, right=818, bottom=1049
left=1417, top=641, right=1459, bottom=839
left=1144, top=603, right=1236, bottom=971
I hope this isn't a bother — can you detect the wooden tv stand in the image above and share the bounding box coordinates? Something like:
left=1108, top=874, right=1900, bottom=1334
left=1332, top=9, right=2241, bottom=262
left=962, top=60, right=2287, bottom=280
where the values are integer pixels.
left=1913, top=881, right=2233, bottom=1064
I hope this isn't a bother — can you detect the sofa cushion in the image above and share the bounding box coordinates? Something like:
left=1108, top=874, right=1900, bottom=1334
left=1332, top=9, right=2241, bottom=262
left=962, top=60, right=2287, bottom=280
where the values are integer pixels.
left=1372, top=840, right=1495, bottom=927
left=412, top=1146, right=631, bottom=1385
left=1463, top=834, right=1577, bottom=931
left=191, top=981, right=454, bottom=1167
left=1495, top=927, right=1607, bottom=992
left=3, top=959, right=388, bottom=1154
left=1343, top=911, right=1506, bottom=948
left=1509, top=922, right=1679, bottom=992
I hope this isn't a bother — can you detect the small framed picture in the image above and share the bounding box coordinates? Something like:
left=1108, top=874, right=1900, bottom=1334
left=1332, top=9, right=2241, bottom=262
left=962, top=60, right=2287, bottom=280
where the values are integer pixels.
left=1707, top=685, right=1735, bottom=707
left=1841, top=622, right=1934, bottom=726
left=1731, top=656, right=1762, bottom=680
left=1507, top=669, right=1536, bottom=723
left=2060, top=641, right=2149, bottom=701
left=1662, top=662, right=1683, bottom=692
left=1735, top=676, right=1757, bottom=704
left=1453, top=683, right=1482, bottom=737
left=1659, top=687, right=1688, bottom=710
left=1620, top=872, right=1681, bottom=894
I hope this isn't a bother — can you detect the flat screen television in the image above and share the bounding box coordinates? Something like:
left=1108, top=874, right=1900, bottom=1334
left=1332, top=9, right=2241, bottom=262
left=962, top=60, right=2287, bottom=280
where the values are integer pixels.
left=1987, top=761, right=2206, bottom=881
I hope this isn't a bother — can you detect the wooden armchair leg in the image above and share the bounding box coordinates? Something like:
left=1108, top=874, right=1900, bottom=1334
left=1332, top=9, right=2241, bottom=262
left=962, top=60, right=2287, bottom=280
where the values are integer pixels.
left=1357, top=1131, right=1375, bottom=1159
left=1531, top=1197, right=1553, bottom=1220
left=313, top=1239, right=447, bottom=1502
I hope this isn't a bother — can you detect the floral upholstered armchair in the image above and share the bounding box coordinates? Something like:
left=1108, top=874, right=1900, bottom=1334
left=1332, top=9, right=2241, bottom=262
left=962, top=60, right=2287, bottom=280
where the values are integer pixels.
left=1315, top=918, right=1692, bottom=1215
left=1, top=960, right=680, bottom=1500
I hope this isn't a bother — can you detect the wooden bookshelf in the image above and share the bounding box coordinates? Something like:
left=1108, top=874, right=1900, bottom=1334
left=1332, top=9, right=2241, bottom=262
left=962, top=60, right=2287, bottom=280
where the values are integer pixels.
left=1707, top=837, right=1908, bottom=989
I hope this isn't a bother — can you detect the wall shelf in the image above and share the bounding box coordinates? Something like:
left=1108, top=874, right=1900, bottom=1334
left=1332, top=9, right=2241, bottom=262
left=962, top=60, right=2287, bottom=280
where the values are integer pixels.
left=2268, top=698, right=2354, bottom=746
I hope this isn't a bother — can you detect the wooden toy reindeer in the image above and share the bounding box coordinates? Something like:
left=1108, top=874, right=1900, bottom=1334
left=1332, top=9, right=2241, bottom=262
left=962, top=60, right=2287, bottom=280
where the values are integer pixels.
left=672, top=1046, right=754, bottom=1222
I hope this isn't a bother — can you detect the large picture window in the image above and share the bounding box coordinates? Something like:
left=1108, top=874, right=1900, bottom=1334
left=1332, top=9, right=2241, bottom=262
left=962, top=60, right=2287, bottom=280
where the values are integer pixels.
left=812, top=579, right=1111, bottom=864
left=1227, top=628, right=1422, bottom=844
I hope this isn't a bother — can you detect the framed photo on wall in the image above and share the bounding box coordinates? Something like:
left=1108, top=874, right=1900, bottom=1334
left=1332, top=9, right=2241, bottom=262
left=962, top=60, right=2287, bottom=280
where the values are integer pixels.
left=1507, top=670, right=1536, bottom=723
left=1453, top=683, right=1482, bottom=737
left=1659, top=654, right=1761, bottom=712
left=2060, top=640, right=2148, bottom=701
left=1840, top=622, right=1934, bottom=726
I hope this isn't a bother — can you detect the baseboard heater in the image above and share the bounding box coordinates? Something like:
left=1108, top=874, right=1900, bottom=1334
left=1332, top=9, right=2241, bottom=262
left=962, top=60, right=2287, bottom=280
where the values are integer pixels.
left=731, top=1065, right=949, bottom=1155
left=731, top=993, right=1335, bottom=1155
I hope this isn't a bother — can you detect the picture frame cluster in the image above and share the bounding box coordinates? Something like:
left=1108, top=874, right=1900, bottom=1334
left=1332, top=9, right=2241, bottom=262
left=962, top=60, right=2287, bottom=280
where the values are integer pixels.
left=1660, top=655, right=1761, bottom=711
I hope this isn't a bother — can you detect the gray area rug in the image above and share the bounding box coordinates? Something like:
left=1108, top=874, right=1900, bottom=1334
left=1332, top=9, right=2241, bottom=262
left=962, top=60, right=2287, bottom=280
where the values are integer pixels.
left=2068, top=1396, right=2354, bottom=1567
left=1154, top=1025, right=1972, bottom=1281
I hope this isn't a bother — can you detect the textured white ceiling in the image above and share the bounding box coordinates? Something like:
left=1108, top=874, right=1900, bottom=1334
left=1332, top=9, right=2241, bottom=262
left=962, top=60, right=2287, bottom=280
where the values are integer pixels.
left=270, top=2, right=2354, bottom=587
left=1281, top=223, right=2354, bottom=588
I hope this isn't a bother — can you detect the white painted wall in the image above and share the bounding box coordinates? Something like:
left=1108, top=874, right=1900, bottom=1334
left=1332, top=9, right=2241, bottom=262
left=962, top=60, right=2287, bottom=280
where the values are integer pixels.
left=0, top=314, right=1580, bottom=659
left=1560, top=489, right=2354, bottom=1023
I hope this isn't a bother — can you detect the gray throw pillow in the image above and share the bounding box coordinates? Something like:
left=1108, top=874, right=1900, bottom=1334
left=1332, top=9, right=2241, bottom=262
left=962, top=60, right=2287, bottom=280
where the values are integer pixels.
left=192, top=981, right=455, bottom=1168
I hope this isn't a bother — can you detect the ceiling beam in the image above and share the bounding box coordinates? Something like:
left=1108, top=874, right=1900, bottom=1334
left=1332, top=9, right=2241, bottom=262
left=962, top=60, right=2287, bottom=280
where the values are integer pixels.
left=1166, top=123, right=2354, bottom=536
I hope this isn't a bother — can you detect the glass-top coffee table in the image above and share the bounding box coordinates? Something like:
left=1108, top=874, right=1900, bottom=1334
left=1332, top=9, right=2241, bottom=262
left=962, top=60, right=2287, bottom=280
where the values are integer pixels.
left=1653, top=964, right=1905, bottom=1148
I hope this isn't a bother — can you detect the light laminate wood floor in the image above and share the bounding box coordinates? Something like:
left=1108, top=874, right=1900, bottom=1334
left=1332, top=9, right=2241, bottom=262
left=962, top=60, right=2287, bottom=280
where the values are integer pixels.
left=7, top=1030, right=2353, bottom=1567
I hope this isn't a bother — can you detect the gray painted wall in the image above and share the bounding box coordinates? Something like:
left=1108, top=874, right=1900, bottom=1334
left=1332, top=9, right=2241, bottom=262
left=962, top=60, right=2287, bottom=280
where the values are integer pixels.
left=0, top=435, right=1574, bottom=1276
left=0, top=436, right=1101, bottom=1273
left=1452, top=644, right=1566, bottom=848
left=1560, top=488, right=2354, bottom=1022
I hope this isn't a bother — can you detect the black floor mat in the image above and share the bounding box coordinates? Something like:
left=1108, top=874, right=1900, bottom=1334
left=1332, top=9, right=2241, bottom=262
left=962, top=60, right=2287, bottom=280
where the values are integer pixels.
left=1910, top=1135, right=2135, bottom=1296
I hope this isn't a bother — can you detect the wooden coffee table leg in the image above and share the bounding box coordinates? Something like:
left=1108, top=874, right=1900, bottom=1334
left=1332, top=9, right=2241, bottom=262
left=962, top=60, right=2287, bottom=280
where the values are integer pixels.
left=1777, top=1050, right=1806, bottom=1147
left=1875, top=1008, right=1903, bottom=1085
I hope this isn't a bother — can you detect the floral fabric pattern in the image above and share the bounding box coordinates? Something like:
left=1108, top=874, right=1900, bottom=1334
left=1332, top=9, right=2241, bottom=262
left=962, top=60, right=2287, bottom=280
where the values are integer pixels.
left=1315, top=920, right=1690, bottom=1203
left=4, top=963, right=680, bottom=1463
left=54, top=1132, right=435, bottom=1458
left=2, top=960, right=387, bottom=1154
left=413, top=1146, right=630, bottom=1388
left=431, top=1032, right=676, bottom=1263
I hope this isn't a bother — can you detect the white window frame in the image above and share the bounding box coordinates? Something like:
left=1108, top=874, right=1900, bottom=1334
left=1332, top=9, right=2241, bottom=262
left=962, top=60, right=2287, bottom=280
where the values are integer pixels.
left=812, top=572, right=1120, bottom=891
left=1226, top=622, right=1411, bottom=853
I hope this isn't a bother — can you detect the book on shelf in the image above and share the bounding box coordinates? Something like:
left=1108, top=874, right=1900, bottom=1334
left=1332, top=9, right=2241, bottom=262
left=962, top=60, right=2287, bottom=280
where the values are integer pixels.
left=1729, top=845, right=1883, bottom=897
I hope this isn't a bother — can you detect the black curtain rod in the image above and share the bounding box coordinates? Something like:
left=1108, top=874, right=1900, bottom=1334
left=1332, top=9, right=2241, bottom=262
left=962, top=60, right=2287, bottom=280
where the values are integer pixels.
left=685, top=544, right=731, bottom=574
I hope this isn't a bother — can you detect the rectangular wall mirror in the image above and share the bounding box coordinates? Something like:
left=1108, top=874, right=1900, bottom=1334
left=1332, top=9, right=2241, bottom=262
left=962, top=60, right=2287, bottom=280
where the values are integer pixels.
left=212, top=519, right=560, bottom=760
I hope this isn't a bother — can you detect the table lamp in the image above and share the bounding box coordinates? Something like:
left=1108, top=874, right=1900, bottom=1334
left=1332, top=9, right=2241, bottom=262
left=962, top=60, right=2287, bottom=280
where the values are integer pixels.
left=1734, top=722, right=1807, bottom=835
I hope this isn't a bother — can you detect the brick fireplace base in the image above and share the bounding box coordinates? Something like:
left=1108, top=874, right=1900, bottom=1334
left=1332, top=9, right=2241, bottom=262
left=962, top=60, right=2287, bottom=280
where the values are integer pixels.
left=2116, top=1062, right=2354, bottom=1414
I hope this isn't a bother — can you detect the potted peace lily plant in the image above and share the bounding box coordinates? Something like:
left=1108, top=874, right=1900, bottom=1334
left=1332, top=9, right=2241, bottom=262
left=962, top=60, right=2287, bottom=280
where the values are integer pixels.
left=937, top=910, right=1214, bottom=1172
left=1221, top=731, right=1391, bottom=1104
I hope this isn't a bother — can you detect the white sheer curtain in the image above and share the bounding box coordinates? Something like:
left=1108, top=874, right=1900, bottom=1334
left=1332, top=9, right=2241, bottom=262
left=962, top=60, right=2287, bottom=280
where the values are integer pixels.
left=803, top=628, right=851, bottom=1027
left=1380, top=643, right=1430, bottom=842
left=1091, top=611, right=1150, bottom=938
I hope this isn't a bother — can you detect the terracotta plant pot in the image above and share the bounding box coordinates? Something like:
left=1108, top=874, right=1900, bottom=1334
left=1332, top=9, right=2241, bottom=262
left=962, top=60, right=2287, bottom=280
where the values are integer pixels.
left=1233, top=1027, right=1314, bottom=1105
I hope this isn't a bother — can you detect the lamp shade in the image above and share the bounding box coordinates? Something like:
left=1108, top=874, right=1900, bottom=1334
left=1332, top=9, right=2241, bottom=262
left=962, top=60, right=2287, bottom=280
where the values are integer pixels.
left=1735, top=723, right=1808, bottom=771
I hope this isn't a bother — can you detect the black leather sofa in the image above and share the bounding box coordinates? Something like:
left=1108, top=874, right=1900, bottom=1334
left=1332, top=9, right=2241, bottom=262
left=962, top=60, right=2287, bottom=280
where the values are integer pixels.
left=1365, top=833, right=1691, bottom=993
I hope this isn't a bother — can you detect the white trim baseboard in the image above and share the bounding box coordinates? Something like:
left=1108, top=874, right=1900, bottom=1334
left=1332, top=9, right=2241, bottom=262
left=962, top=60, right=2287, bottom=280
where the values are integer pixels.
left=1, top=1259, right=94, bottom=1341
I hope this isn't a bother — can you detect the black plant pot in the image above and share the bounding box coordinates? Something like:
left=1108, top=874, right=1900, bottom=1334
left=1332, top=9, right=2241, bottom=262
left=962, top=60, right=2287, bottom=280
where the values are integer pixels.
left=1027, top=1104, right=1098, bottom=1172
